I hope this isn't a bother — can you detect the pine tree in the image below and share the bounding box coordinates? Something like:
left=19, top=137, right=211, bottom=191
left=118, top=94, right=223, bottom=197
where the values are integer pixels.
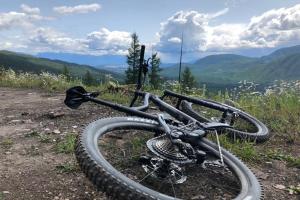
left=149, top=52, right=161, bottom=89
left=83, top=70, right=95, bottom=86
left=62, top=65, right=70, bottom=81
left=181, top=67, right=196, bottom=92
left=125, top=33, right=141, bottom=84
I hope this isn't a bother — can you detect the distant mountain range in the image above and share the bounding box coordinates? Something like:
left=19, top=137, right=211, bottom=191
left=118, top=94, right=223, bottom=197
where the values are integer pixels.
left=162, top=45, right=300, bottom=84
left=0, top=50, right=123, bottom=81
left=37, top=52, right=174, bottom=73
left=1, top=45, right=299, bottom=86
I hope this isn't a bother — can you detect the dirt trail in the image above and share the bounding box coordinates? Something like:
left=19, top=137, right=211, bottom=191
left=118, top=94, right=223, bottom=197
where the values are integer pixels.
left=0, top=87, right=299, bottom=200
left=0, top=88, right=109, bottom=200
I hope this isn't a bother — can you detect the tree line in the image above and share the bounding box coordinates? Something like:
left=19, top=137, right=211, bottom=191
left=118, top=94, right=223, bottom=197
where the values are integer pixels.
left=125, top=33, right=162, bottom=89
left=62, top=32, right=197, bottom=90
left=125, top=33, right=196, bottom=90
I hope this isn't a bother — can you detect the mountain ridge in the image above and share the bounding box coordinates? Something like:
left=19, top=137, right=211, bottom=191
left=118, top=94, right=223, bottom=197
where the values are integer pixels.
left=0, top=50, right=123, bottom=81
left=1, top=44, right=300, bottom=85
left=162, top=45, right=300, bottom=84
left=37, top=52, right=126, bottom=66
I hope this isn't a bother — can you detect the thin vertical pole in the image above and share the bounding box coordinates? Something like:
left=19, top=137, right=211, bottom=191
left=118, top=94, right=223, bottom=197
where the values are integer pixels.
left=178, top=32, right=183, bottom=93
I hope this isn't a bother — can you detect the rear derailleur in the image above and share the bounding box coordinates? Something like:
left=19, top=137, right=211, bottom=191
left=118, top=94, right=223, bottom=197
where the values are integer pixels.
left=138, top=156, right=187, bottom=184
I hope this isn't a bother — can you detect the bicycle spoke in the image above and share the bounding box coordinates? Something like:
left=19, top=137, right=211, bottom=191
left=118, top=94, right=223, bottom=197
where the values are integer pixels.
left=138, top=166, right=158, bottom=183
left=169, top=175, right=177, bottom=198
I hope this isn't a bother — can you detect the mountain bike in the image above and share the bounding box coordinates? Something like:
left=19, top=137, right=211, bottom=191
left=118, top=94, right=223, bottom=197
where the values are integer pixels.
left=64, top=45, right=269, bottom=200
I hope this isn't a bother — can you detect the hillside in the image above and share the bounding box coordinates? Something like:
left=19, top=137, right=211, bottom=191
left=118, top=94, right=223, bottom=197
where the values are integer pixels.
left=38, top=52, right=126, bottom=66
left=0, top=50, right=123, bottom=81
left=162, top=45, right=300, bottom=84
left=261, top=45, right=300, bottom=62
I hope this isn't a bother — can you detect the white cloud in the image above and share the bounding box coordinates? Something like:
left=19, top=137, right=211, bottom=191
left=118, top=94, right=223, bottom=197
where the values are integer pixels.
left=168, top=37, right=181, bottom=43
left=157, top=4, right=300, bottom=55
left=207, top=23, right=246, bottom=50
left=156, top=9, right=229, bottom=53
left=241, top=4, right=300, bottom=48
left=53, top=3, right=101, bottom=15
left=0, top=40, right=27, bottom=50
left=157, top=11, right=202, bottom=52
left=86, top=28, right=131, bottom=54
left=0, top=11, right=45, bottom=30
left=210, top=8, right=229, bottom=18
left=28, top=27, right=87, bottom=53
left=20, top=4, right=40, bottom=14
left=26, top=27, right=131, bottom=55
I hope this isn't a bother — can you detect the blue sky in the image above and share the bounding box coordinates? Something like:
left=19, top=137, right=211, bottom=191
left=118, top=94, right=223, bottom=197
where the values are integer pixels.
left=1, top=0, right=300, bottom=62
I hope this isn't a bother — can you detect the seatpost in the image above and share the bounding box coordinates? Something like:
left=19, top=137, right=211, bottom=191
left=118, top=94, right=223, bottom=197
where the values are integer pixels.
left=130, top=45, right=145, bottom=107
left=137, top=45, right=145, bottom=90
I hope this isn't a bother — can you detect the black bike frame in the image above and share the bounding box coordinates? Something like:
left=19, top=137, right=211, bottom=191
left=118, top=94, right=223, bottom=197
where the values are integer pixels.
left=86, top=91, right=197, bottom=124
left=85, top=89, right=232, bottom=131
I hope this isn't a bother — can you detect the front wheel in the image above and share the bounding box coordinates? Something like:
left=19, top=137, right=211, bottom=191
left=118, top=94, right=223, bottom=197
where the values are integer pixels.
left=75, top=117, right=262, bottom=200
left=180, top=100, right=269, bottom=143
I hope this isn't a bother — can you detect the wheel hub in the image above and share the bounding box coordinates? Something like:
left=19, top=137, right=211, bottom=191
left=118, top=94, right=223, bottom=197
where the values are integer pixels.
left=140, top=157, right=187, bottom=184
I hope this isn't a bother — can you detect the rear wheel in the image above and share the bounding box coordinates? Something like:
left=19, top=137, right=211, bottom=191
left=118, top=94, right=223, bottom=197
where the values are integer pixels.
left=75, top=117, right=262, bottom=199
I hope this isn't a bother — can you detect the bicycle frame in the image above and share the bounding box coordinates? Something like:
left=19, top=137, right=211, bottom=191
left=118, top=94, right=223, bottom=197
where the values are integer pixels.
left=84, top=90, right=195, bottom=123
left=82, top=89, right=231, bottom=131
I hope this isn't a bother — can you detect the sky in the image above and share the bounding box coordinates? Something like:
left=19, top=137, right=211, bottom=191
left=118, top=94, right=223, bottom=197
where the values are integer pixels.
left=0, top=0, right=300, bottom=62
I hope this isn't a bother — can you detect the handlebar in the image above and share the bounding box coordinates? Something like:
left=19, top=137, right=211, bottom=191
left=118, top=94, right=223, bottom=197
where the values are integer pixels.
left=163, top=90, right=230, bottom=112
left=130, top=92, right=150, bottom=111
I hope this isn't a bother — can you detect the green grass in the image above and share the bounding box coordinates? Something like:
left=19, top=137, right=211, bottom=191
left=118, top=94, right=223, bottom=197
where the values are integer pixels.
left=25, top=131, right=40, bottom=138
left=237, top=92, right=300, bottom=142
left=208, top=135, right=260, bottom=163
left=0, top=67, right=112, bottom=92
left=0, top=138, right=13, bottom=149
left=0, top=68, right=130, bottom=104
left=55, top=134, right=76, bottom=154
left=0, top=192, right=3, bottom=200
left=266, top=150, right=300, bottom=168
left=0, top=68, right=84, bottom=92
left=288, top=185, right=300, bottom=195
left=101, top=91, right=131, bottom=105
left=56, top=162, right=79, bottom=173
left=129, top=136, right=150, bottom=160
left=39, top=134, right=52, bottom=143
left=25, top=131, right=53, bottom=143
